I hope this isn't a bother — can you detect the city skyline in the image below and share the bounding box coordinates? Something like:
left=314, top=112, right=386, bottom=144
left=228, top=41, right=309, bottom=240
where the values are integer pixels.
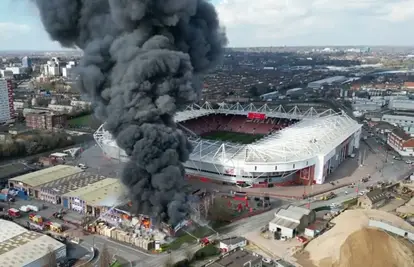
left=2, top=0, right=414, bottom=50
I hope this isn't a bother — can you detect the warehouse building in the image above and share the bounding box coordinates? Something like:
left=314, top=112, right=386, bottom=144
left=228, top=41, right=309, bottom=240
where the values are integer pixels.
left=61, top=178, right=125, bottom=216
left=268, top=206, right=315, bottom=239
left=382, top=114, right=414, bottom=127
left=8, top=165, right=84, bottom=198
left=307, top=76, right=347, bottom=89
left=37, top=172, right=106, bottom=204
left=0, top=219, right=66, bottom=267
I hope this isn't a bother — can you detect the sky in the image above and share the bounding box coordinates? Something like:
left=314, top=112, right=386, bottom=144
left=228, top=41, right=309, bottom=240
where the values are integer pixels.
left=1, top=0, right=414, bottom=50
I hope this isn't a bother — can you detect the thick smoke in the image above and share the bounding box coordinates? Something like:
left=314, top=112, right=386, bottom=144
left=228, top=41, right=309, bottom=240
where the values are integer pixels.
left=34, top=0, right=227, bottom=224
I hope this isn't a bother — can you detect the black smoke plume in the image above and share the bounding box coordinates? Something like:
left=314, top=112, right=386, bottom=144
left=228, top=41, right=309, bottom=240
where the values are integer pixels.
left=34, top=0, right=227, bottom=224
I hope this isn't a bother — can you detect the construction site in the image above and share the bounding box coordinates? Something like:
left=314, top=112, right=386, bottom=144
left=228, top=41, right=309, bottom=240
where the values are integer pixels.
left=294, top=180, right=414, bottom=267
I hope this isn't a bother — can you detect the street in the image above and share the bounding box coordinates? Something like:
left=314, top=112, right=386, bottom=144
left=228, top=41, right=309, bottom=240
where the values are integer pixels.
left=80, top=235, right=156, bottom=267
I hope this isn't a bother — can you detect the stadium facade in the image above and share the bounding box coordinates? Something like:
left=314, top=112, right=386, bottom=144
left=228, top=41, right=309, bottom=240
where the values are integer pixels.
left=94, top=102, right=362, bottom=187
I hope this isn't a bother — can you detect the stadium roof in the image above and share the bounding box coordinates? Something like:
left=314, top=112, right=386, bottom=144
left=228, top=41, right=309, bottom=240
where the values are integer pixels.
left=95, top=102, right=361, bottom=165
left=189, top=110, right=361, bottom=163
left=9, top=165, right=84, bottom=187
left=0, top=220, right=65, bottom=267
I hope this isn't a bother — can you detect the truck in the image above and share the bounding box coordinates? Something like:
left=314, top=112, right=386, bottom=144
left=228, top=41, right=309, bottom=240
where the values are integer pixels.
left=8, top=208, right=21, bottom=217
left=320, top=192, right=336, bottom=201
left=26, top=205, right=39, bottom=212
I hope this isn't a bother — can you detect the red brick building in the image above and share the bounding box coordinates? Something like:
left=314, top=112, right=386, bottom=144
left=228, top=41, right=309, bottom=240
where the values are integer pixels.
left=26, top=112, right=67, bottom=130
left=387, top=128, right=414, bottom=156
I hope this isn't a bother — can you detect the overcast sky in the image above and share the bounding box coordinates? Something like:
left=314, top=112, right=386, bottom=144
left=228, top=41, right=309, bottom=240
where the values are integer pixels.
left=1, top=0, right=413, bottom=50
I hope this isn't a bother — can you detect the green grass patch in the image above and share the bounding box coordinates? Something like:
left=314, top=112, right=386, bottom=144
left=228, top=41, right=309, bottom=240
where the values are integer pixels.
left=163, top=226, right=215, bottom=251
left=110, top=260, right=122, bottom=267
left=201, top=131, right=264, bottom=144
left=68, top=114, right=92, bottom=126
left=342, top=197, right=358, bottom=208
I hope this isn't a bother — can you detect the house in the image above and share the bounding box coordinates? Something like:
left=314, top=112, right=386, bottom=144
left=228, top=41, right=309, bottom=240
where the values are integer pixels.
left=209, top=249, right=262, bottom=267
left=269, top=205, right=315, bottom=239
left=357, top=189, right=388, bottom=209
left=219, top=237, right=247, bottom=252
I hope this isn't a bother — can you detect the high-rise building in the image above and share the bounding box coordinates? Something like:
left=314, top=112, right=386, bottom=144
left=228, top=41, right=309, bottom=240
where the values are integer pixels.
left=22, top=56, right=32, bottom=68
left=0, top=79, right=14, bottom=124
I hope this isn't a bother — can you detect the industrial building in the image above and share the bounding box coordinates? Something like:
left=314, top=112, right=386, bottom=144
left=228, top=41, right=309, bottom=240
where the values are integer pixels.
left=269, top=206, right=315, bottom=239
left=219, top=237, right=247, bottom=252
left=209, top=249, right=262, bottom=267
left=259, top=91, right=279, bottom=101
left=38, top=172, right=106, bottom=205
left=388, top=99, right=414, bottom=111
left=0, top=219, right=66, bottom=267
left=0, top=78, right=14, bottom=124
left=381, top=114, right=414, bottom=127
left=387, top=128, right=414, bottom=156
left=61, top=178, right=125, bottom=216
left=307, top=76, right=347, bottom=89
left=285, top=87, right=303, bottom=96
left=8, top=165, right=84, bottom=198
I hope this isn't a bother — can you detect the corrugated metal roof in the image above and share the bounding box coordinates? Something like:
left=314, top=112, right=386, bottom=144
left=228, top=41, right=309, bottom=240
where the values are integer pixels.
left=270, top=217, right=300, bottom=230
left=287, top=205, right=312, bottom=216
left=276, top=209, right=304, bottom=222
left=62, top=178, right=126, bottom=207
left=9, top=165, right=83, bottom=187
left=0, top=220, right=65, bottom=267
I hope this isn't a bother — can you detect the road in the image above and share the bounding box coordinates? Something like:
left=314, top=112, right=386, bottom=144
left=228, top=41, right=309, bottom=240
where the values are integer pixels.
left=81, top=235, right=156, bottom=267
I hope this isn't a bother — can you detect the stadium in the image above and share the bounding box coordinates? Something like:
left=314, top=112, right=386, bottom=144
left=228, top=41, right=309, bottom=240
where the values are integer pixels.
left=94, top=102, right=362, bottom=188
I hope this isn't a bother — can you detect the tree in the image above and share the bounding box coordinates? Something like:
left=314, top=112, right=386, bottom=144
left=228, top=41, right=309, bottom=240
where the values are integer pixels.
left=99, top=243, right=112, bottom=267
left=46, top=246, right=57, bottom=267
left=248, top=86, right=259, bottom=97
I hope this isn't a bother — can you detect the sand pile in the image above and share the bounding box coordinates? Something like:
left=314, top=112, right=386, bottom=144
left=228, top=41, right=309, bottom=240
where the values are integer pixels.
left=303, top=209, right=414, bottom=267
left=336, top=228, right=414, bottom=267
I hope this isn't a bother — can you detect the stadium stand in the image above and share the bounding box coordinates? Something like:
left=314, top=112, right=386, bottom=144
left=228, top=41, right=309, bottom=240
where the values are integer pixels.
left=179, top=114, right=298, bottom=137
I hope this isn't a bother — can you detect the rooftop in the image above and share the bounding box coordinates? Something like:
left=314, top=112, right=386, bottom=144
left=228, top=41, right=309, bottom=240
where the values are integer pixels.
left=0, top=220, right=65, bottom=267
left=9, top=165, right=84, bottom=187
left=309, top=76, right=347, bottom=85
left=209, top=250, right=261, bottom=267
left=62, top=178, right=126, bottom=207
left=275, top=208, right=305, bottom=222
left=39, top=172, right=107, bottom=195
left=287, top=205, right=312, bottom=216
left=220, top=237, right=246, bottom=246
left=270, top=217, right=300, bottom=230
left=365, top=189, right=388, bottom=204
